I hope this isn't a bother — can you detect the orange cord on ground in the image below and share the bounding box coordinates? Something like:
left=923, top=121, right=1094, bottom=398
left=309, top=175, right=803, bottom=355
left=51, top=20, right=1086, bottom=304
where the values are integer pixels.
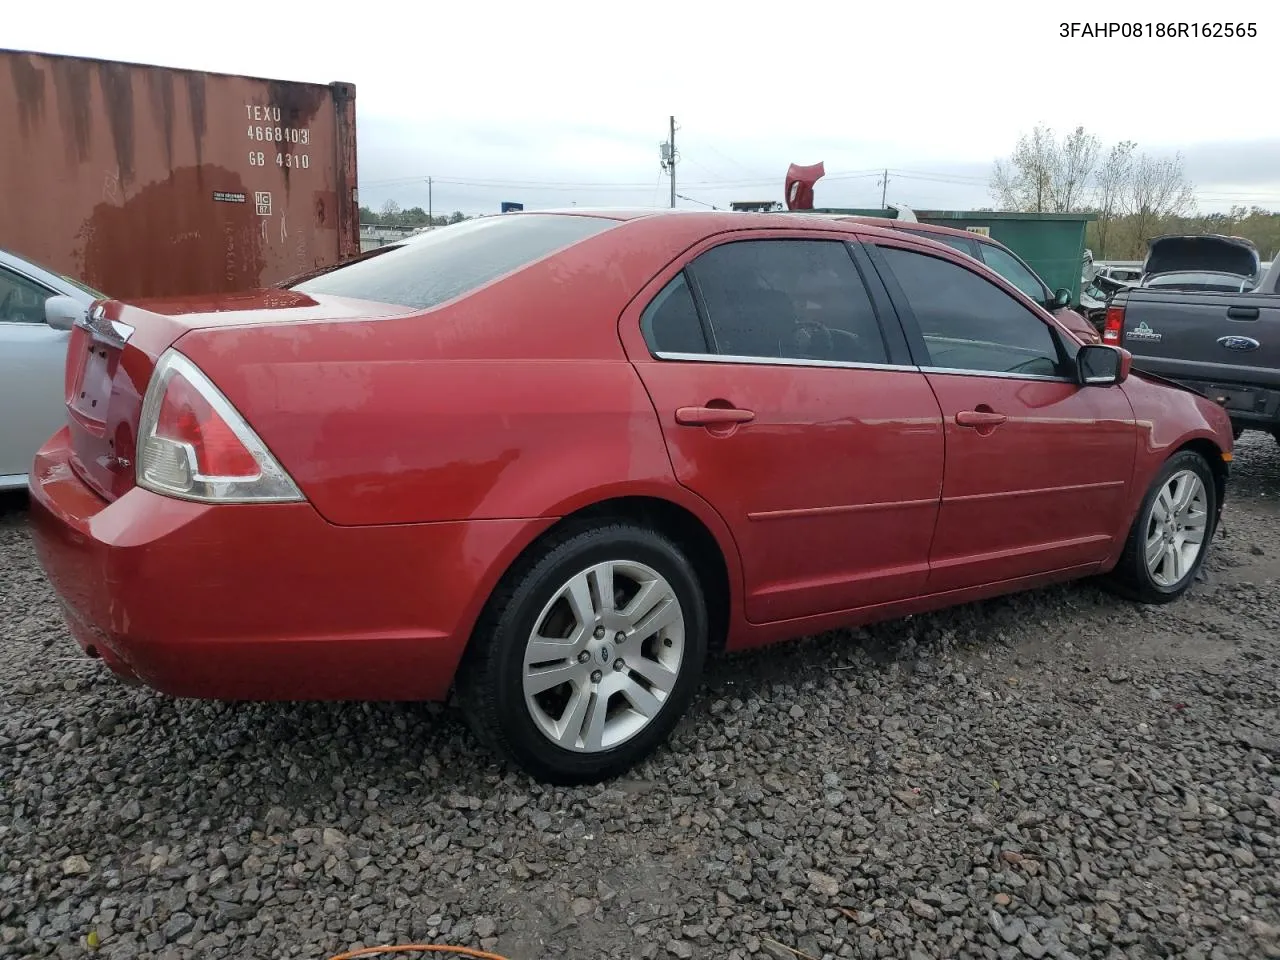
left=326, top=945, right=509, bottom=960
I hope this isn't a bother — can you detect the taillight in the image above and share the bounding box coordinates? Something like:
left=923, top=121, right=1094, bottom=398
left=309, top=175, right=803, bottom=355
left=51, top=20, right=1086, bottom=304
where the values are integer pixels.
left=1102, top=305, right=1124, bottom=344
left=137, top=349, right=302, bottom=503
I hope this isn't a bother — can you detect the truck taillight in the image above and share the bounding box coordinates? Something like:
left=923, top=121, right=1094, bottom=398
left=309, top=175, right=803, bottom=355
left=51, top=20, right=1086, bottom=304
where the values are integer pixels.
left=1102, top=305, right=1125, bottom=344
left=137, top=349, right=302, bottom=503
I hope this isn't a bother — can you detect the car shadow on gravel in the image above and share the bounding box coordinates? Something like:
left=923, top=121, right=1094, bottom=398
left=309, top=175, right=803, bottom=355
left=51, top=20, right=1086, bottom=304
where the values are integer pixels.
left=101, top=576, right=1129, bottom=804
left=0, top=489, right=29, bottom=521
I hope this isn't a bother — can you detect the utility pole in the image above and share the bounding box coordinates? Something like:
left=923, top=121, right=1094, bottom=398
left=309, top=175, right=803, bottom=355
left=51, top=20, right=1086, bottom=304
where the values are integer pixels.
left=669, top=116, right=676, bottom=208
left=427, top=177, right=433, bottom=228
left=878, top=169, right=890, bottom=208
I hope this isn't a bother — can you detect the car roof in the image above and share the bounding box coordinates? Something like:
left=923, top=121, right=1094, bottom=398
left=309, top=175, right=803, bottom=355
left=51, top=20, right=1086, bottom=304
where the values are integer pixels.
left=514, top=207, right=912, bottom=244
left=830, top=216, right=993, bottom=243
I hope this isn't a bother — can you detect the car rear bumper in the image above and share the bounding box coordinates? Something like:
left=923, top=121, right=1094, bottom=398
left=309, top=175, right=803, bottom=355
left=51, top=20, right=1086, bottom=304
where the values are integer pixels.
left=27, top=427, right=547, bottom=701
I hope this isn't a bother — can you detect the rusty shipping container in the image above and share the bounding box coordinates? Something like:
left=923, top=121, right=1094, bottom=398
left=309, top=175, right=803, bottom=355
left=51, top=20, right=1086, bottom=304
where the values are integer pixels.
left=0, top=49, right=359, bottom=300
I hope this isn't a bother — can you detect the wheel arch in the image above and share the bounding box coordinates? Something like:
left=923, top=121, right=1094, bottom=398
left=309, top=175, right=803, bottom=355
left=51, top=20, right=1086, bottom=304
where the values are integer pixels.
left=1174, top=435, right=1229, bottom=526
left=1104, top=430, right=1229, bottom=574
left=455, top=486, right=744, bottom=691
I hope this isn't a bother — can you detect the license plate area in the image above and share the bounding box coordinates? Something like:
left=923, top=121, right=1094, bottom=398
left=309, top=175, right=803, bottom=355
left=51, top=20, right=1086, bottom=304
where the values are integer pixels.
left=70, top=342, right=116, bottom=423
left=1205, top=384, right=1258, bottom=413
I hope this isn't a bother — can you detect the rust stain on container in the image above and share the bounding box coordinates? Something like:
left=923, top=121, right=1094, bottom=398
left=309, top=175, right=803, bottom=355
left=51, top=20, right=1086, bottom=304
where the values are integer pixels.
left=0, top=49, right=359, bottom=300
left=8, top=53, right=45, bottom=136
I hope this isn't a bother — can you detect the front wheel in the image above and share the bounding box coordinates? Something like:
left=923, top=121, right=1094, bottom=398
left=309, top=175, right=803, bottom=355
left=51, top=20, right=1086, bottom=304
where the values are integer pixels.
left=458, top=522, right=709, bottom=785
left=1107, top=451, right=1217, bottom=603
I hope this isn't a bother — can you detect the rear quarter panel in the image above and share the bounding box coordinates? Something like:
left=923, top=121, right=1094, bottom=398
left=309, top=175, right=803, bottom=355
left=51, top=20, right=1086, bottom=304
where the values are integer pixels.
left=173, top=215, right=730, bottom=528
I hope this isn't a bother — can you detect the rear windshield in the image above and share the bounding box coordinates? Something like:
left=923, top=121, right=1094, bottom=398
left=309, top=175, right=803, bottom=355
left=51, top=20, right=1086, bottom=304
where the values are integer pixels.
left=292, top=214, right=619, bottom=309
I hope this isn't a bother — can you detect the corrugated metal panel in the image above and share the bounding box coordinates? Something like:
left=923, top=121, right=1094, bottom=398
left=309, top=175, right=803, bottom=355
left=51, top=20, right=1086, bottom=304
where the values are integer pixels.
left=0, top=49, right=358, bottom=300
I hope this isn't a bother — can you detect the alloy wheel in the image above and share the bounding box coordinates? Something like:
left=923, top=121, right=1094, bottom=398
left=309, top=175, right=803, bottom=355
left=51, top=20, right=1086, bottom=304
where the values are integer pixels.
left=1144, top=468, right=1209, bottom=588
left=521, top=560, right=685, bottom=753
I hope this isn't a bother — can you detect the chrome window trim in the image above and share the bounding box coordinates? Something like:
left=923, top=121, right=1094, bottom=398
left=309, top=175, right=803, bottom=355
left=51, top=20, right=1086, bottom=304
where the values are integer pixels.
left=652, top=350, right=1080, bottom=384
left=652, top=351, right=918, bottom=373
left=918, top=365, right=1073, bottom=383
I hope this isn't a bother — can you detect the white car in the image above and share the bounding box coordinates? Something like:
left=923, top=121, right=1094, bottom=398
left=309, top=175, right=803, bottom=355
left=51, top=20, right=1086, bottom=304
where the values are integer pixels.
left=0, top=248, right=101, bottom=489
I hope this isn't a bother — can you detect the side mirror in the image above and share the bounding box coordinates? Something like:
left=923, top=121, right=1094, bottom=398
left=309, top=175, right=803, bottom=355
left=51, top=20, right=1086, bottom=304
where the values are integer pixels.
left=1076, top=344, right=1129, bottom=386
left=45, top=295, right=86, bottom=331
left=1051, top=287, right=1073, bottom=310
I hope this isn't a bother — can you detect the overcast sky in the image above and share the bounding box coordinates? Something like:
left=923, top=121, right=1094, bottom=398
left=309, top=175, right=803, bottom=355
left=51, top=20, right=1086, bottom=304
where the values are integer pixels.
left=8, top=1, right=1278, bottom=216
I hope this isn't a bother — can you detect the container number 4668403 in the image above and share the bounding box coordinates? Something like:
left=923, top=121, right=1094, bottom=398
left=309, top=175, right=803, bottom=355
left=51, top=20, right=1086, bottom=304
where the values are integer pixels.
left=247, top=125, right=310, bottom=145
left=248, top=151, right=310, bottom=169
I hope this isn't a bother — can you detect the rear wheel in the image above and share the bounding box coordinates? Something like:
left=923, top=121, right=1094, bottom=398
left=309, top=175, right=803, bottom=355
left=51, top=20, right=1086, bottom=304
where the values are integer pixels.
left=1107, top=451, right=1217, bottom=603
left=458, top=522, right=708, bottom=785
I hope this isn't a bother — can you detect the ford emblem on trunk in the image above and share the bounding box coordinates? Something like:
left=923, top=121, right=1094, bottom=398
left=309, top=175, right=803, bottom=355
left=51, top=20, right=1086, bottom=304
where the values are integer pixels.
left=1217, top=335, right=1261, bottom=352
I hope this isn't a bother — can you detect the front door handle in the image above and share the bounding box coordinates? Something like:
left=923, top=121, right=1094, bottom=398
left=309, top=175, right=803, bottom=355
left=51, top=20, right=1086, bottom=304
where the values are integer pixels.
left=1227, top=306, right=1260, bottom=320
left=676, top=406, right=756, bottom=426
left=955, top=409, right=1008, bottom=428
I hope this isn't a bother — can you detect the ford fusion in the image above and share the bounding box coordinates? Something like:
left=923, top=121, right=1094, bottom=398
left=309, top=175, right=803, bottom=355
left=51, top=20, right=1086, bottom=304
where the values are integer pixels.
left=29, top=211, right=1234, bottom=784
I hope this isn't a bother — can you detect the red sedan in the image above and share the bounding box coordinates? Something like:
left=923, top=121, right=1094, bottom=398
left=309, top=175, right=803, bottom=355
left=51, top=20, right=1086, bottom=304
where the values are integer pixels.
left=28, top=210, right=1233, bottom=784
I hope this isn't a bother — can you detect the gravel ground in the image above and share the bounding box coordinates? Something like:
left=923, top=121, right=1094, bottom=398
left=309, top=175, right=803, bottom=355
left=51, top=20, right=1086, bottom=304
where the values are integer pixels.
left=2, top=434, right=1278, bottom=960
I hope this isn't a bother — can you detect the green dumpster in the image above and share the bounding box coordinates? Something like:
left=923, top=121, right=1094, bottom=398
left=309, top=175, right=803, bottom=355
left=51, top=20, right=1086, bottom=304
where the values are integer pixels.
left=792, top=207, right=1097, bottom=306
left=914, top=211, right=1096, bottom=306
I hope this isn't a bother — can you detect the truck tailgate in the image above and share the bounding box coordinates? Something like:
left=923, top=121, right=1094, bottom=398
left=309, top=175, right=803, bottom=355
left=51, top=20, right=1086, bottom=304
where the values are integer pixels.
left=1117, top=291, right=1280, bottom=423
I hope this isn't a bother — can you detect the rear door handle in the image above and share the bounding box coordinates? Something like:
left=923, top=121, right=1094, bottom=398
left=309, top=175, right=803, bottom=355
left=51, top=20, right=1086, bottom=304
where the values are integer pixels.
left=955, top=410, right=1008, bottom=428
left=676, top=406, right=756, bottom=426
left=1227, top=306, right=1260, bottom=320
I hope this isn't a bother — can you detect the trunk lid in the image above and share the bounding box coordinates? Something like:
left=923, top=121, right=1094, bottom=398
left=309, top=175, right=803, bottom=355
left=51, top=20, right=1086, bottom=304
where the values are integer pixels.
left=64, top=291, right=412, bottom=501
left=1144, top=235, right=1260, bottom=282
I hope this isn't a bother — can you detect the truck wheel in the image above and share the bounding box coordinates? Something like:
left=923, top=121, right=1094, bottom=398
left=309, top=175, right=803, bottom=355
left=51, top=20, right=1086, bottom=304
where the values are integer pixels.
left=1108, top=451, right=1217, bottom=604
left=457, top=522, right=708, bottom=785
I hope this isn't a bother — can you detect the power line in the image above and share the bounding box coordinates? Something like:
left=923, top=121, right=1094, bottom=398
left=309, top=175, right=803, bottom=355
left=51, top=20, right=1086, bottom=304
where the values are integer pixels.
left=675, top=193, right=718, bottom=209
left=360, top=168, right=885, bottom=191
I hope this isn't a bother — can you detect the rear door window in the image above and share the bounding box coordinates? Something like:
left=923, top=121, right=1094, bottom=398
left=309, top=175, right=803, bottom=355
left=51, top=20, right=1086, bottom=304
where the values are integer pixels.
left=292, top=214, right=619, bottom=310
left=642, top=273, right=710, bottom=354
left=683, top=239, right=890, bottom=365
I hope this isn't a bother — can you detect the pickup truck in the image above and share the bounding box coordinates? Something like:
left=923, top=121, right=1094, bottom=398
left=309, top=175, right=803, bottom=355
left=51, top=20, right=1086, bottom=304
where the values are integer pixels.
left=1103, top=255, right=1280, bottom=441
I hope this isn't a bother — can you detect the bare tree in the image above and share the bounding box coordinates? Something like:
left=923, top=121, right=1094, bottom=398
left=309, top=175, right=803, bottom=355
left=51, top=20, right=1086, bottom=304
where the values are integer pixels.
left=380, top=199, right=402, bottom=225
left=990, top=124, right=1099, bottom=213
left=1123, top=152, right=1196, bottom=251
left=991, top=124, right=1054, bottom=213
left=1093, top=140, right=1135, bottom=258
left=1047, top=126, right=1101, bottom=213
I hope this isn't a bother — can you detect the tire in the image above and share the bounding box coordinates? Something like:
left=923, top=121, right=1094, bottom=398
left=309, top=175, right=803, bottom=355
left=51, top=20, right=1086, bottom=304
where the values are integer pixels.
left=457, top=522, right=709, bottom=785
left=1107, top=450, right=1218, bottom=604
